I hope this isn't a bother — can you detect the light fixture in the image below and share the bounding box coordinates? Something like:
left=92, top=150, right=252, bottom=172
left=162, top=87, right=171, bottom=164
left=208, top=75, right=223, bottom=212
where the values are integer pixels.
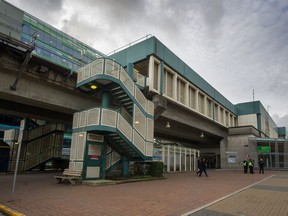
left=200, top=132, right=204, bottom=138
left=166, top=121, right=170, bottom=129
left=90, top=85, right=97, bottom=90
left=79, top=133, right=84, bottom=137
left=134, top=120, right=139, bottom=124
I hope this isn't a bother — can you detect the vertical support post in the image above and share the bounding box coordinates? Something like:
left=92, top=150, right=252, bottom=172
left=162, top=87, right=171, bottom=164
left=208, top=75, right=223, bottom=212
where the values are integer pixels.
left=193, top=149, right=197, bottom=171
left=102, top=91, right=110, bottom=108
left=10, top=118, right=25, bottom=201
left=127, top=63, right=135, bottom=81
left=174, top=145, right=176, bottom=172
left=179, top=147, right=182, bottom=172
left=121, top=156, right=129, bottom=177
left=184, top=148, right=187, bottom=172
left=167, top=145, right=170, bottom=172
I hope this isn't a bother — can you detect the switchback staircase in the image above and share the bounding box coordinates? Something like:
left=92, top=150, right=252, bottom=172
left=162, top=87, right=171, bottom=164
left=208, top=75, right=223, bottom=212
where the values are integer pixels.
left=70, top=58, right=154, bottom=179
left=4, top=122, right=64, bottom=171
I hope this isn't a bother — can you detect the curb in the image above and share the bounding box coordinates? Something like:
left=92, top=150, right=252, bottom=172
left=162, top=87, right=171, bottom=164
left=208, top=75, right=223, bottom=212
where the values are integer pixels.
left=0, top=204, right=25, bottom=216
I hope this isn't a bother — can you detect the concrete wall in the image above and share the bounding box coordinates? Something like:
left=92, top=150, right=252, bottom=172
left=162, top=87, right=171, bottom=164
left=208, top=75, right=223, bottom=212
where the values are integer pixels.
left=221, top=126, right=259, bottom=169
left=0, top=53, right=100, bottom=123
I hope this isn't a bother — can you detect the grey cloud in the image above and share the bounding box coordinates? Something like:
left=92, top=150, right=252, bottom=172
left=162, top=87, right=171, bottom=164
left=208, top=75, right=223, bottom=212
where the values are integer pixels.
left=7, top=0, right=64, bottom=25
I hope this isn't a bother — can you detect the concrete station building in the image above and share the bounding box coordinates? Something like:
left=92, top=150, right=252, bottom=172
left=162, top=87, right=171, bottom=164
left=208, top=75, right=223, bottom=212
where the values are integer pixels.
left=0, top=0, right=287, bottom=179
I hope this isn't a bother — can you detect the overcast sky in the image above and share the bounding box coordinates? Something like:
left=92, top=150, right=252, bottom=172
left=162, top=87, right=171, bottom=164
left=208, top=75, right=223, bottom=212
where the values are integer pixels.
left=6, top=0, right=288, bottom=122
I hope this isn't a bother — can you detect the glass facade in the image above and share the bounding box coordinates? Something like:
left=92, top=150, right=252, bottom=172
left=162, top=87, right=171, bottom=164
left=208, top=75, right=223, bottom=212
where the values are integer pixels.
left=20, top=13, right=104, bottom=72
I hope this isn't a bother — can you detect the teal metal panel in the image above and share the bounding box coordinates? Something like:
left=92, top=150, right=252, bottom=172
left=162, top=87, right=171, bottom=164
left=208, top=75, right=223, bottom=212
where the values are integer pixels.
left=235, top=101, right=261, bottom=115
left=109, top=37, right=155, bottom=67
left=277, top=127, right=287, bottom=137
left=110, top=36, right=237, bottom=114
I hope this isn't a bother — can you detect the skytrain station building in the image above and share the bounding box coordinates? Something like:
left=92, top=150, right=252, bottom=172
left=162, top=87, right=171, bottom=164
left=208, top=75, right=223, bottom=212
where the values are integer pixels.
left=0, top=0, right=287, bottom=179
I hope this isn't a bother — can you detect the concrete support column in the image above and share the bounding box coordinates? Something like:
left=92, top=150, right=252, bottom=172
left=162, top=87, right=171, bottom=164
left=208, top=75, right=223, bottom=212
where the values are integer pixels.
left=160, top=61, right=164, bottom=95
left=284, top=141, right=288, bottom=168
left=275, top=141, right=279, bottom=168
left=204, top=95, right=207, bottom=116
left=127, top=63, right=135, bottom=81
left=148, top=56, right=154, bottom=90
left=121, top=156, right=129, bottom=177
left=195, top=90, right=199, bottom=112
left=184, top=83, right=189, bottom=106
left=101, top=91, right=110, bottom=108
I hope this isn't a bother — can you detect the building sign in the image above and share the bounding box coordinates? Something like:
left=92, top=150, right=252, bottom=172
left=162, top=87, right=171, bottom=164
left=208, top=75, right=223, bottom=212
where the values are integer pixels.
left=226, top=151, right=237, bottom=164
left=257, top=146, right=270, bottom=153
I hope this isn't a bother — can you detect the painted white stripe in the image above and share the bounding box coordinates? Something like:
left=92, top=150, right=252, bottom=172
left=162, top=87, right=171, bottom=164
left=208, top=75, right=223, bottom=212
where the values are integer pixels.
left=181, top=174, right=276, bottom=216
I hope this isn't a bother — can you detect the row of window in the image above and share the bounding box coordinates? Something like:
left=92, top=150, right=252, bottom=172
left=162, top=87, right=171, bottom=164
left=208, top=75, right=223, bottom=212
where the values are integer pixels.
left=152, top=56, right=236, bottom=127
left=21, top=13, right=104, bottom=71
left=23, top=13, right=102, bottom=59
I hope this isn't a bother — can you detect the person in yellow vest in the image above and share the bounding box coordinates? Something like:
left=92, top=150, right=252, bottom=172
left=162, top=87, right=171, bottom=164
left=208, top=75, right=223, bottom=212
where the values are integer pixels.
left=243, top=159, right=248, bottom=173
left=248, top=159, right=254, bottom=174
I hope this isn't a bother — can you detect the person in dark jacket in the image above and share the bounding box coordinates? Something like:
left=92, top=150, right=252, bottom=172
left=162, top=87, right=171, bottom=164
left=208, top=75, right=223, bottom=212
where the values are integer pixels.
left=198, top=158, right=208, bottom=177
left=259, top=158, right=264, bottom=174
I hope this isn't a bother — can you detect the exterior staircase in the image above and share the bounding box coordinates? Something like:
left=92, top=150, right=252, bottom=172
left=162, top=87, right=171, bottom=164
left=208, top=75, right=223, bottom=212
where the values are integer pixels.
left=4, top=122, right=64, bottom=171
left=69, top=57, right=154, bottom=179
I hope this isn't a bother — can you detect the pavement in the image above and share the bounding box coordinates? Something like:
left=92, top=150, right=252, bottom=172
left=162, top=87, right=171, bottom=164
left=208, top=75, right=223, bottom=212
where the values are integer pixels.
left=0, top=169, right=287, bottom=216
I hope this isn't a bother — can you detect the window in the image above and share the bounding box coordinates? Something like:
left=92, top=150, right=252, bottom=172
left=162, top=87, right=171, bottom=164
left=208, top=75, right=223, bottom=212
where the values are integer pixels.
left=198, top=93, right=205, bottom=114
left=177, top=78, right=185, bottom=104
left=220, top=107, right=224, bottom=124
left=207, top=99, right=212, bottom=118
left=164, top=69, right=173, bottom=98
left=189, top=86, right=196, bottom=109
left=225, top=111, right=229, bottom=126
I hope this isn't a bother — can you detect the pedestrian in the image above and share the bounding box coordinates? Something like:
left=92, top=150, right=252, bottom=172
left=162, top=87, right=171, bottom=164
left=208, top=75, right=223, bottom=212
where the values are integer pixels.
left=248, top=159, right=254, bottom=174
left=243, top=158, right=248, bottom=173
left=196, top=157, right=201, bottom=175
left=198, top=158, right=208, bottom=177
left=259, top=158, right=264, bottom=174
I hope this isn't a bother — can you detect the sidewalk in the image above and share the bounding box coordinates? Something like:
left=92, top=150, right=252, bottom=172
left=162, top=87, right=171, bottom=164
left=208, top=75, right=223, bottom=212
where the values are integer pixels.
left=0, top=170, right=286, bottom=216
left=184, top=171, right=288, bottom=216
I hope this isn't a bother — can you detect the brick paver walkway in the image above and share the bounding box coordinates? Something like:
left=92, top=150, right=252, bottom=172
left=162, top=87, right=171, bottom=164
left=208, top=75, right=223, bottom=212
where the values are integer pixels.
left=0, top=170, right=286, bottom=216
left=185, top=171, right=288, bottom=216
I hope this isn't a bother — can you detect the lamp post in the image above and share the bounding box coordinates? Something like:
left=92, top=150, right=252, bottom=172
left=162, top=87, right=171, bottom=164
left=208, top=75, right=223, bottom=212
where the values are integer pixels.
left=10, top=118, right=25, bottom=201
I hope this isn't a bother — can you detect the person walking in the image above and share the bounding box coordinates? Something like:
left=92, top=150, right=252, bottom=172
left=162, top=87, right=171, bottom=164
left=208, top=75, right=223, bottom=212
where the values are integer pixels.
left=198, top=158, right=208, bottom=177
left=259, top=158, right=264, bottom=174
left=243, top=158, right=248, bottom=173
left=196, top=157, right=201, bottom=175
